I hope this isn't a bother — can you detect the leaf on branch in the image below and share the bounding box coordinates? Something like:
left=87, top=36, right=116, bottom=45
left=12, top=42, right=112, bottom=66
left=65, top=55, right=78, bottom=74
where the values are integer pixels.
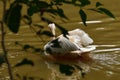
left=79, top=0, right=91, bottom=7
left=27, top=1, right=50, bottom=16
left=88, top=8, right=103, bottom=13
left=45, top=9, right=57, bottom=16
left=40, top=30, right=53, bottom=37
left=55, top=23, right=68, bottom=37
left=96, top=2, right=103, bottom=8
left=79, top=9, right=87, bottom=26
left=5, top=2, right=22, bottom=33
left=56, top=7, right=68, bottom=19
left=16, top=0, right=29, bottom=4
left=41, top=17, right=53, bottom=23
left=53, top=0, right=65, bottom=5
left=37, top=1, right=50, bottom=8
left=46, top=8, right=68, bottom=19
left=33, top=24, right=44, bottom=29
left=41, top=17, right=68, bottom=37
left=98, top=8, right=115, bottom=18
left=27, top=6, right=39, bottom=16
left=14, top=58, right=34, bottom=67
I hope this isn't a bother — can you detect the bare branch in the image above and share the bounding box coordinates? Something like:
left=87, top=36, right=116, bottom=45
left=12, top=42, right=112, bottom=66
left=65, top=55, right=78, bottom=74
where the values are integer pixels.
left=1, top=0, right=14, bottom=80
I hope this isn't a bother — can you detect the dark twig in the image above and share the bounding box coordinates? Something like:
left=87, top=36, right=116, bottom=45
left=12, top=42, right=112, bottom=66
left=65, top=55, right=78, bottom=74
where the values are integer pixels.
left=0, top=0, right=14, bottom=80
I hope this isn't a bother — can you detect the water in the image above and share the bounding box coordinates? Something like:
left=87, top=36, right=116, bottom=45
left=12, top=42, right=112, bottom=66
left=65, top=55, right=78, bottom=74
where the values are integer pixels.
left=0, top=0, right=120, bottom=80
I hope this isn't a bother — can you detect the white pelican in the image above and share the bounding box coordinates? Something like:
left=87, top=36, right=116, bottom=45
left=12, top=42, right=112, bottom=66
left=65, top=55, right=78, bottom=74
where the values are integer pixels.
left=44, top=23, right=96, bottom=63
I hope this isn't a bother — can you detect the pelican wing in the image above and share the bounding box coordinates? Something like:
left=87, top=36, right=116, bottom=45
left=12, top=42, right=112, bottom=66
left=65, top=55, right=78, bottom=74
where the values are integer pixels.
left=68, top=29, right=93, bottom=47
left=44, top=37, right=79, bottom=55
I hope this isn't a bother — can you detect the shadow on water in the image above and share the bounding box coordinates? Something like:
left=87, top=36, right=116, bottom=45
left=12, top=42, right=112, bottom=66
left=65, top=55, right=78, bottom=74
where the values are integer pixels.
left=44, top=61, right=90, bottom=80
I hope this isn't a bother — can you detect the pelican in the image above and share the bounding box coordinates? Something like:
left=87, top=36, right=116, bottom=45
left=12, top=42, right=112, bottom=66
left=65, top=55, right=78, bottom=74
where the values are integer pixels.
left=44, top=23, right=96, bottom=63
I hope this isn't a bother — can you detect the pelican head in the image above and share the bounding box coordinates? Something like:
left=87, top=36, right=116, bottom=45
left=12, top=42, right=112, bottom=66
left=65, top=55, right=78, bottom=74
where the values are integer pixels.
left=48, top=23, right=56, bottom=39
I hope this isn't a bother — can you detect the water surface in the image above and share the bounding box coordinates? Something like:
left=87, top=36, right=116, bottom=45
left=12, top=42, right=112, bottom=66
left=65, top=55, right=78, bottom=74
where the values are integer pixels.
left=0, top=0, right=120, bottom=80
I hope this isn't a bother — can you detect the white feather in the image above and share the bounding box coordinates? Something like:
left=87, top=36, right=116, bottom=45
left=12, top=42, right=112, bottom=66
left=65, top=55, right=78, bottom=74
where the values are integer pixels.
left=68, top=29, right=93, bottom=47
left=44, top=23, right=95, bottom=56
left=44, top=37, right=79, bottom=55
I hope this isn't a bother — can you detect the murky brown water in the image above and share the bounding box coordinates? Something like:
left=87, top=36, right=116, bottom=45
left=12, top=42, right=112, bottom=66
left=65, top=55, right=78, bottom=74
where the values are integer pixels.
left=0, top=0, right=120, bottom=80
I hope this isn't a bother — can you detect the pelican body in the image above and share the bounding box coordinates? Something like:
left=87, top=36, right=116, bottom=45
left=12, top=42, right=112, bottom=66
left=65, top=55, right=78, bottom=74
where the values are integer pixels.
left=44, top=23, right=96, bottom=63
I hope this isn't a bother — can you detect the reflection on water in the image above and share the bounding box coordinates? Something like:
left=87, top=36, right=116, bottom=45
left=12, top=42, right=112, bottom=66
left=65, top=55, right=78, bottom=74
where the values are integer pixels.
left=0, top=0, right=120, bottom=80
left=45, top=61, right=90, bottom=80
